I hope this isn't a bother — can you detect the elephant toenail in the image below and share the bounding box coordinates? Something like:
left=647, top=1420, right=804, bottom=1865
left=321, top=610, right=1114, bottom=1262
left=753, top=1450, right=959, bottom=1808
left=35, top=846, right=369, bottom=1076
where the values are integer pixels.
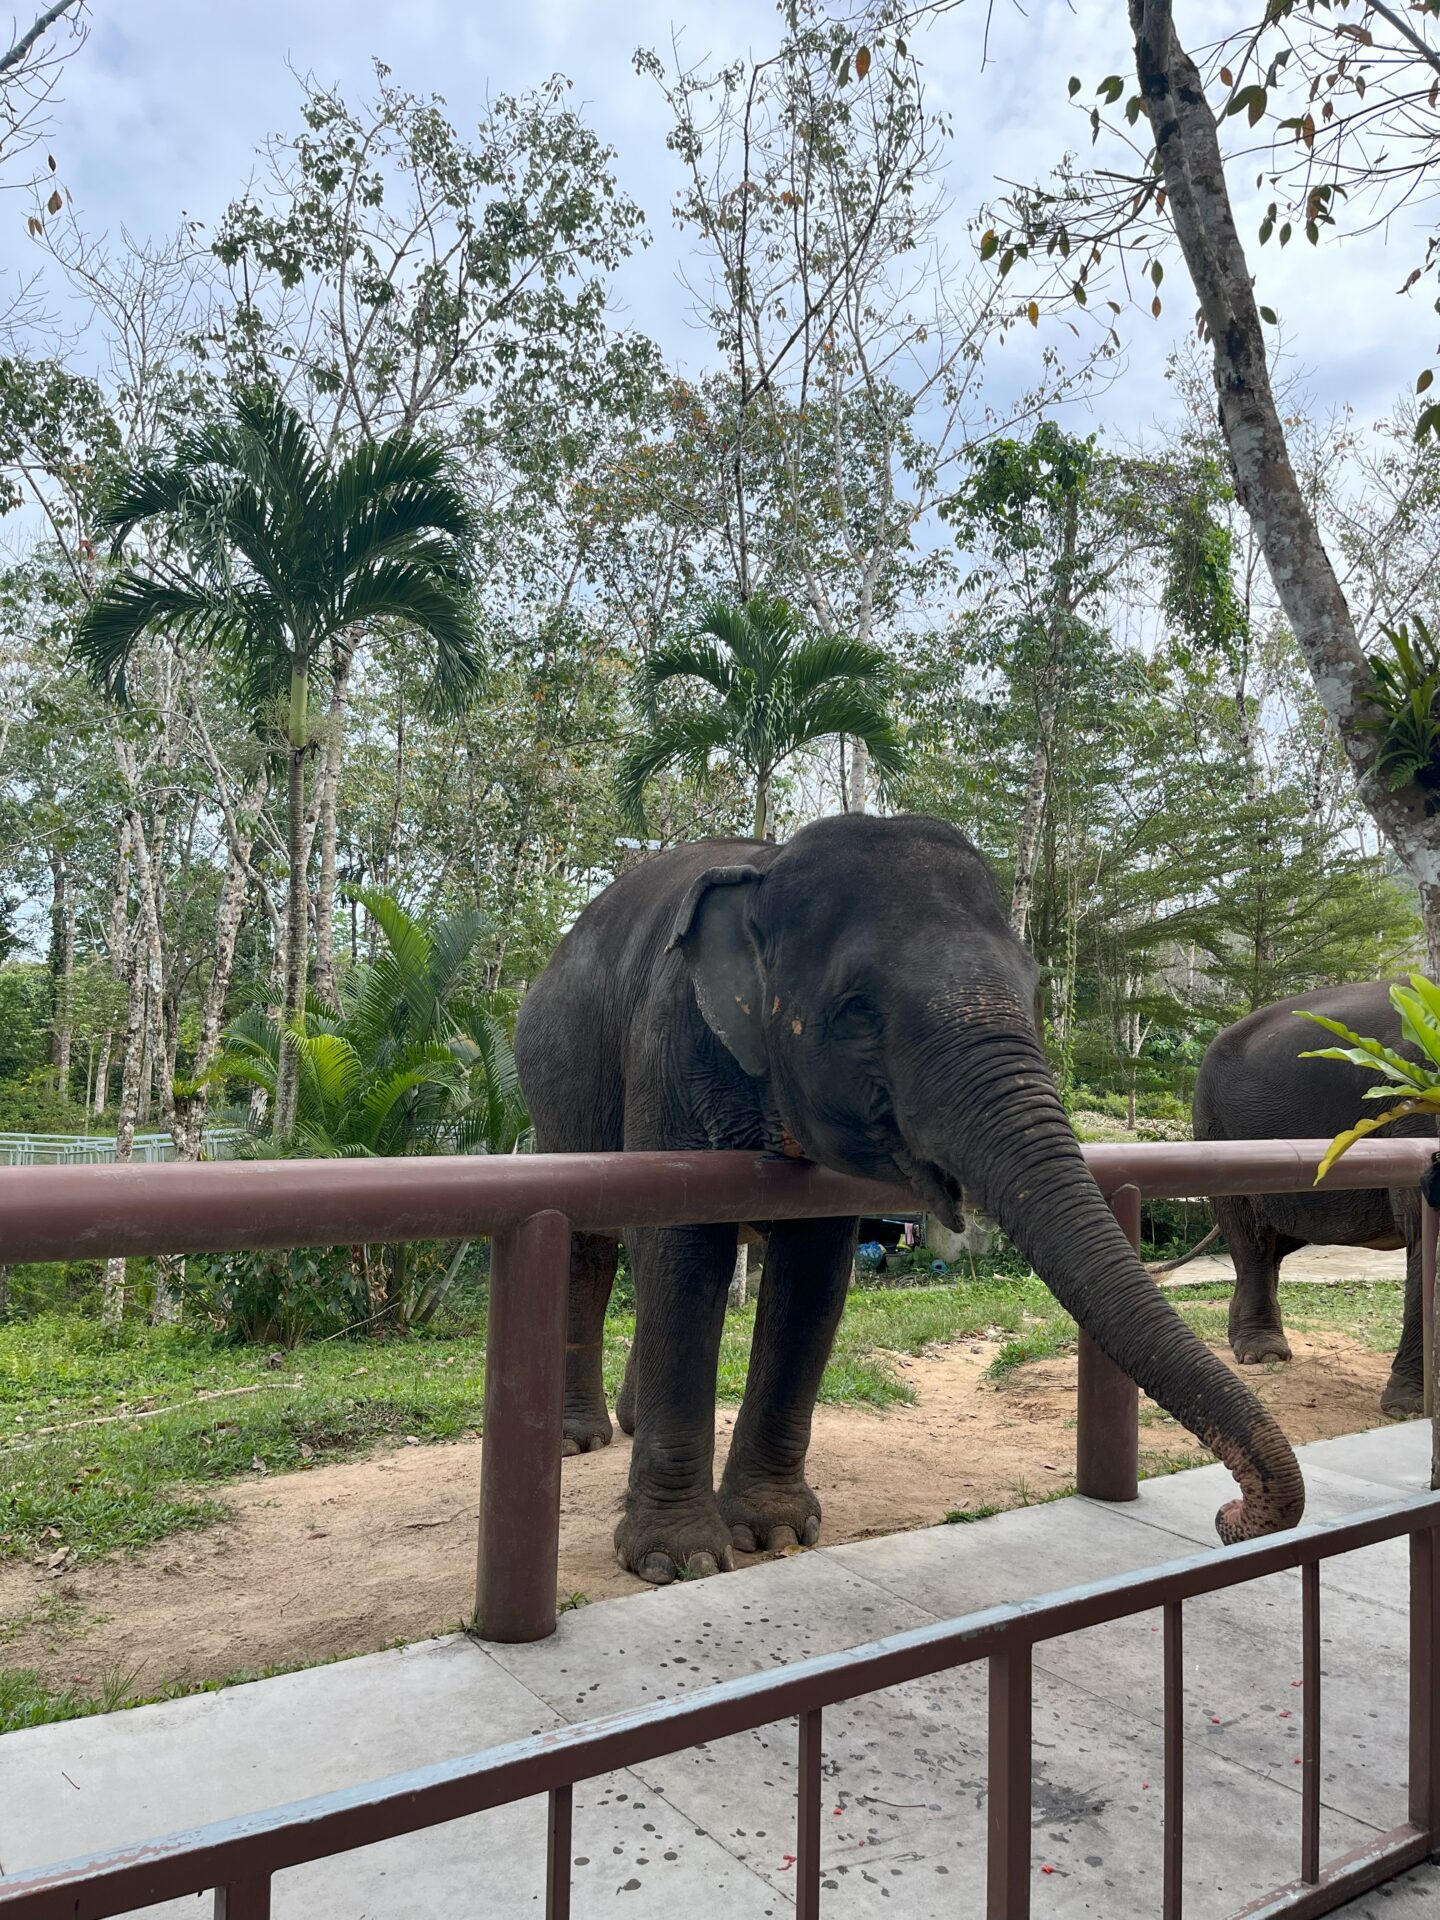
left=768, top=1525, right=799, bottom=1551
left=686, top=1552, right=720, bottom=1578
left=802, top=1517, right=820, bottom=1546
left=639, top=1553, right=676, bottom=1585
left=731, top=1525, right=758, bottom=1554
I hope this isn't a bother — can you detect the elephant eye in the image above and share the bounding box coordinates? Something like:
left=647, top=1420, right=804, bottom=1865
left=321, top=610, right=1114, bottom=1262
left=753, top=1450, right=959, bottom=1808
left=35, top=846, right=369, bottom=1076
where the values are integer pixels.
left=831, top=998, right=878, bottom=1042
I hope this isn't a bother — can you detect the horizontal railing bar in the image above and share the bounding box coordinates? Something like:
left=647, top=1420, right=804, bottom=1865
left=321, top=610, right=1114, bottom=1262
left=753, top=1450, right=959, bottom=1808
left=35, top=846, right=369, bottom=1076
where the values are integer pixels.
left=0, top=1139, right=1434, bottom=1265
left=4, top=1492, right=1437, bottom=1920
left=1229, top=1824, right=1433, bottom=1920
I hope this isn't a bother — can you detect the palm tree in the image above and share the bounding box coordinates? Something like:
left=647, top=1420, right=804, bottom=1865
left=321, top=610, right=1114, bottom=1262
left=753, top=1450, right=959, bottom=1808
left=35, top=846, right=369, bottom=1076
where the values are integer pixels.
left=73, top=390, right=482, bottom=1137
left=617, top=593, right=906, bottom=840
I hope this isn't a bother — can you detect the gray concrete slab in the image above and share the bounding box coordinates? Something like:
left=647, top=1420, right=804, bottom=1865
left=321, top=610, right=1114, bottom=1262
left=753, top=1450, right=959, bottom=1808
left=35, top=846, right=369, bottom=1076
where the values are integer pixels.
left=1295, top=1419, right=1431, bottom=1492
left=0, top=1633, right=781, bottom=1919
left=0, top=1422, right=1432, bottom=1918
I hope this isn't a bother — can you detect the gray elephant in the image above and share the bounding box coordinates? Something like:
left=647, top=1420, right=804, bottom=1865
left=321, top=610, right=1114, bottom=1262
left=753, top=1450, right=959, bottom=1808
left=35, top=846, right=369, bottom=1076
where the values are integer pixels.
left=1194, top=979, right=1433, bottom=1416
left=514, top=813, right=1303, bottom=1584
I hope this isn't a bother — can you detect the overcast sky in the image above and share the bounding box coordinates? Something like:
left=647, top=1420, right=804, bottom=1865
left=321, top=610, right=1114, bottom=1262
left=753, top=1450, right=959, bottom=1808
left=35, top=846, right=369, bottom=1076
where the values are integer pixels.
left=4, top=0, right=1431, bottom=448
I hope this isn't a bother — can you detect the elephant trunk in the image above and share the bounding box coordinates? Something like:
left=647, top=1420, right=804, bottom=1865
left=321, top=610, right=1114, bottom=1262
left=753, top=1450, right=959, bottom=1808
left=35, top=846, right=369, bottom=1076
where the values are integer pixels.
left=920, top=1023, right=1303, bottom=1544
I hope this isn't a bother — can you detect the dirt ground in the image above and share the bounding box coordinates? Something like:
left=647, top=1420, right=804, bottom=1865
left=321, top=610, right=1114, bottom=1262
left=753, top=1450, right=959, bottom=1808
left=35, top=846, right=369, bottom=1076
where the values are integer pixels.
left=0, top=1317, right=1397, bottom=1696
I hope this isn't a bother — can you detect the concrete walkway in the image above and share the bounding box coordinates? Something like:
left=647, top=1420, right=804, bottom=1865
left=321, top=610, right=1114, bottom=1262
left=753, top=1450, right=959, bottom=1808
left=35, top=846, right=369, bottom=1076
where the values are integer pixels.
left=2, top=1423, right=1437, bottom=1919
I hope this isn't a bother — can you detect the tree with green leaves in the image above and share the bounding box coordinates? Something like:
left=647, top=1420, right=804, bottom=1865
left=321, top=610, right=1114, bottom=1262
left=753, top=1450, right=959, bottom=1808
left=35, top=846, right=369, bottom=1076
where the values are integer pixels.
left=617, top=593, right=906, bottom=841
left=211, top=888, right=528, bottom=1327
left=71, top=390, right=483, bottom=1137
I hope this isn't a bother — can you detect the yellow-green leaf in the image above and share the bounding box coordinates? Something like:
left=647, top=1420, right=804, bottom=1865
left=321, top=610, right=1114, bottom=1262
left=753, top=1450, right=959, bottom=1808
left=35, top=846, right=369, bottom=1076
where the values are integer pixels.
left=1314, top=1100, right=1431, bottom=1184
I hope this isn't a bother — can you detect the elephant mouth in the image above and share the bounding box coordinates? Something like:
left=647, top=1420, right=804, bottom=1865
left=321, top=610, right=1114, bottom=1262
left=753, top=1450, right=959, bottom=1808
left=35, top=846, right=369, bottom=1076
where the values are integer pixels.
left=893, top=1146, right=966, bottom=1232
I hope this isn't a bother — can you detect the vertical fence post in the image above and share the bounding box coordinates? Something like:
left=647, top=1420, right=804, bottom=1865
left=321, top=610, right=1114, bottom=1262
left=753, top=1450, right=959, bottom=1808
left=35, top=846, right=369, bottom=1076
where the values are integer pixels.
left=1410, top=1522, right=1440, bottom=1856
left=987, top=1643, right=1033, bottom=1920
left=1076, top=1183, right=1140, bottom=1503
left=1422, top=1191, right=1436, bottom=1425
left=476, top=1209, right=571, bottom=1643
left=214, top=1881, right=272, bottom=1919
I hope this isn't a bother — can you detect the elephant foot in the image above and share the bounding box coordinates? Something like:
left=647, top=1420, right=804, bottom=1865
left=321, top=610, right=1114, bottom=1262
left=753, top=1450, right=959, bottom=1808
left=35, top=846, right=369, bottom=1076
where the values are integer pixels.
left=719, top=1475, right=822, bottom=1555
left=1231, top=1329, right=1292, bottom=1366
left=562, top=1404, right=613, bottom=1456
left=1381, top=1374, right=1425, bottom=1419
left=614, top=1499, right=734, bottom=1585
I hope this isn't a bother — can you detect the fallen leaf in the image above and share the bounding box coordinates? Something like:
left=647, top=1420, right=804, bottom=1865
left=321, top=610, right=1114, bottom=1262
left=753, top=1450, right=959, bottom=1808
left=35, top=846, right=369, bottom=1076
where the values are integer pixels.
left=299, top=1442, right=314, bottom=1459
left=250, top=1455, right=268, bottom=1475
left=46, top=1546, right=71, bottom=1570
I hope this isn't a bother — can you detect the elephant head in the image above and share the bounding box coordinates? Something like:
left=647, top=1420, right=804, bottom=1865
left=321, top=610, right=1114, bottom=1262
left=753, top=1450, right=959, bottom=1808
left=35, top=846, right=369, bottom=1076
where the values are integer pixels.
left=668, top=812, right=1304, bottom=1544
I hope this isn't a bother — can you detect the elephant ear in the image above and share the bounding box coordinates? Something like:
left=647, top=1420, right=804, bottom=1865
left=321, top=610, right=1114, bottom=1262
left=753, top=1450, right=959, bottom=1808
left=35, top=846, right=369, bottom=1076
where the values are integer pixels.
left=666, top=865, right=767, bottom=1078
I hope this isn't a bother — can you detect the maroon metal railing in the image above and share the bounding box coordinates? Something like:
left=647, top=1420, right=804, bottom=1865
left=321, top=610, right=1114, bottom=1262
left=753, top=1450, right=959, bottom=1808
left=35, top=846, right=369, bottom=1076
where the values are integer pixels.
left=0, top=1492, right=1435, bottom=1920
left=0, top=1138, right=1435, bottom=1917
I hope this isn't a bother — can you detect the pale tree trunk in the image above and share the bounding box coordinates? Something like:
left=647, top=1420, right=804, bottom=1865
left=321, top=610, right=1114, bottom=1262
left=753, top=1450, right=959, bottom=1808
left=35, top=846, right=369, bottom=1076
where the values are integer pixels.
left=849, top=736, right=871, bottom=816
left=1010, top=492, right=1077, bottom=945
left=311, top=647, right=352, bottom=1007
left=174, top=767, right=268, bottom=1161
left=1009, top=726, right=1051, bottom=945
left=93, top=816, right=134, bottom=1118
left=49, top=854, right=75, bottom=1098
left=101, top=916, right=148, bottom=1331
left=1130, top=0, right=1440, bottom=1485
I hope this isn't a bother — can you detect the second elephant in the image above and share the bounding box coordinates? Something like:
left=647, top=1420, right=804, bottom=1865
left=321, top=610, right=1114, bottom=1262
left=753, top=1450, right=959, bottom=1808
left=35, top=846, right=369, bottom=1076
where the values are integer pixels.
left=1194, top=978, right=1433, bottom=1417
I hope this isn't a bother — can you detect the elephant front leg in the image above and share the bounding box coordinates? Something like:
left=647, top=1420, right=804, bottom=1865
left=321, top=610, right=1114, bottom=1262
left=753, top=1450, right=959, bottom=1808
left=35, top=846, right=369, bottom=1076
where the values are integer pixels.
left=563, top=1233, right=618, bottom=1455
left=616, top=1223, right=737, bottom=1585
left=719, top=1216, right=856, bottom=1554
left=1382, top=1217, right=1426, bottom=1418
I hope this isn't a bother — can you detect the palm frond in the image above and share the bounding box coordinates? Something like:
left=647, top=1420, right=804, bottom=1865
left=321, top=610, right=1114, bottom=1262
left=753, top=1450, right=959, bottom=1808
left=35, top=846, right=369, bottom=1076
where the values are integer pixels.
left=73, top=576, right=237, bottom=699
left=616, top=707, right=733, bottom=830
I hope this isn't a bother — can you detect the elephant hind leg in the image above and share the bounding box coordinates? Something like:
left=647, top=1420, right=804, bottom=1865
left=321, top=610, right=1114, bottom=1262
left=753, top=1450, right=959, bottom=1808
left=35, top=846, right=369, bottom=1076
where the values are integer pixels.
left=563, top=1232, right=618, bottom=1455
left=1384, top=1189, right=1426, bottom=1418
left=1217, top=1194, right=1294, bottom=1364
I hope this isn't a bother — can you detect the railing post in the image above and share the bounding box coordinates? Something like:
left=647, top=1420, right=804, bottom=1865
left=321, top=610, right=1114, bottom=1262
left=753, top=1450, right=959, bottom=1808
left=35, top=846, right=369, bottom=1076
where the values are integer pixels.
left=475, top=1209, right=571, bottom=1643
left=1422, top=1190, right=1436, bottom=1425
left=1076, top=1183, right=1140, bottom=1503
left=1410, top=1523, right=1440, bottom=1857
left=987, top=1642, right=1033, bottom=1920
left=214, top=1881, right=271, bottom=1918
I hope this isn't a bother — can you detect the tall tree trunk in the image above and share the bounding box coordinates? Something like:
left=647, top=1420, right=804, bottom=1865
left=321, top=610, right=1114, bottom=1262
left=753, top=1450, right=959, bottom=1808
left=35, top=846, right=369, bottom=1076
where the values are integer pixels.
left=1009, top=724, right=1052, bottom=945
left=93, top=816, right=133, bottom=1118
left=311, top=647, right=352, bottom=1006
left=1010, top=491, right=1077, bottom=944
left=849, top=736, right=871, bottom=816
left=275, top=666, right=310, bottom=1140
left=753, top=774, right=770, bottom=842
left=48, top=852, right=75, bottom=1097
left=101, top=922, right=148, bottom=1331
left=175, top=769, right=267, bottom=1160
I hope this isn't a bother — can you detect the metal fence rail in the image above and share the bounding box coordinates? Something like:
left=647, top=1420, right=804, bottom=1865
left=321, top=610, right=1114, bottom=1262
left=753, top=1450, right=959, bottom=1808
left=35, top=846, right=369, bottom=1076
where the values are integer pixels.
left=0, top=1137, right=1436, bottom=1917
left=0, top=1492, right=1435, bottom=1920
left=0, top=1129, right=244, bottom=1167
